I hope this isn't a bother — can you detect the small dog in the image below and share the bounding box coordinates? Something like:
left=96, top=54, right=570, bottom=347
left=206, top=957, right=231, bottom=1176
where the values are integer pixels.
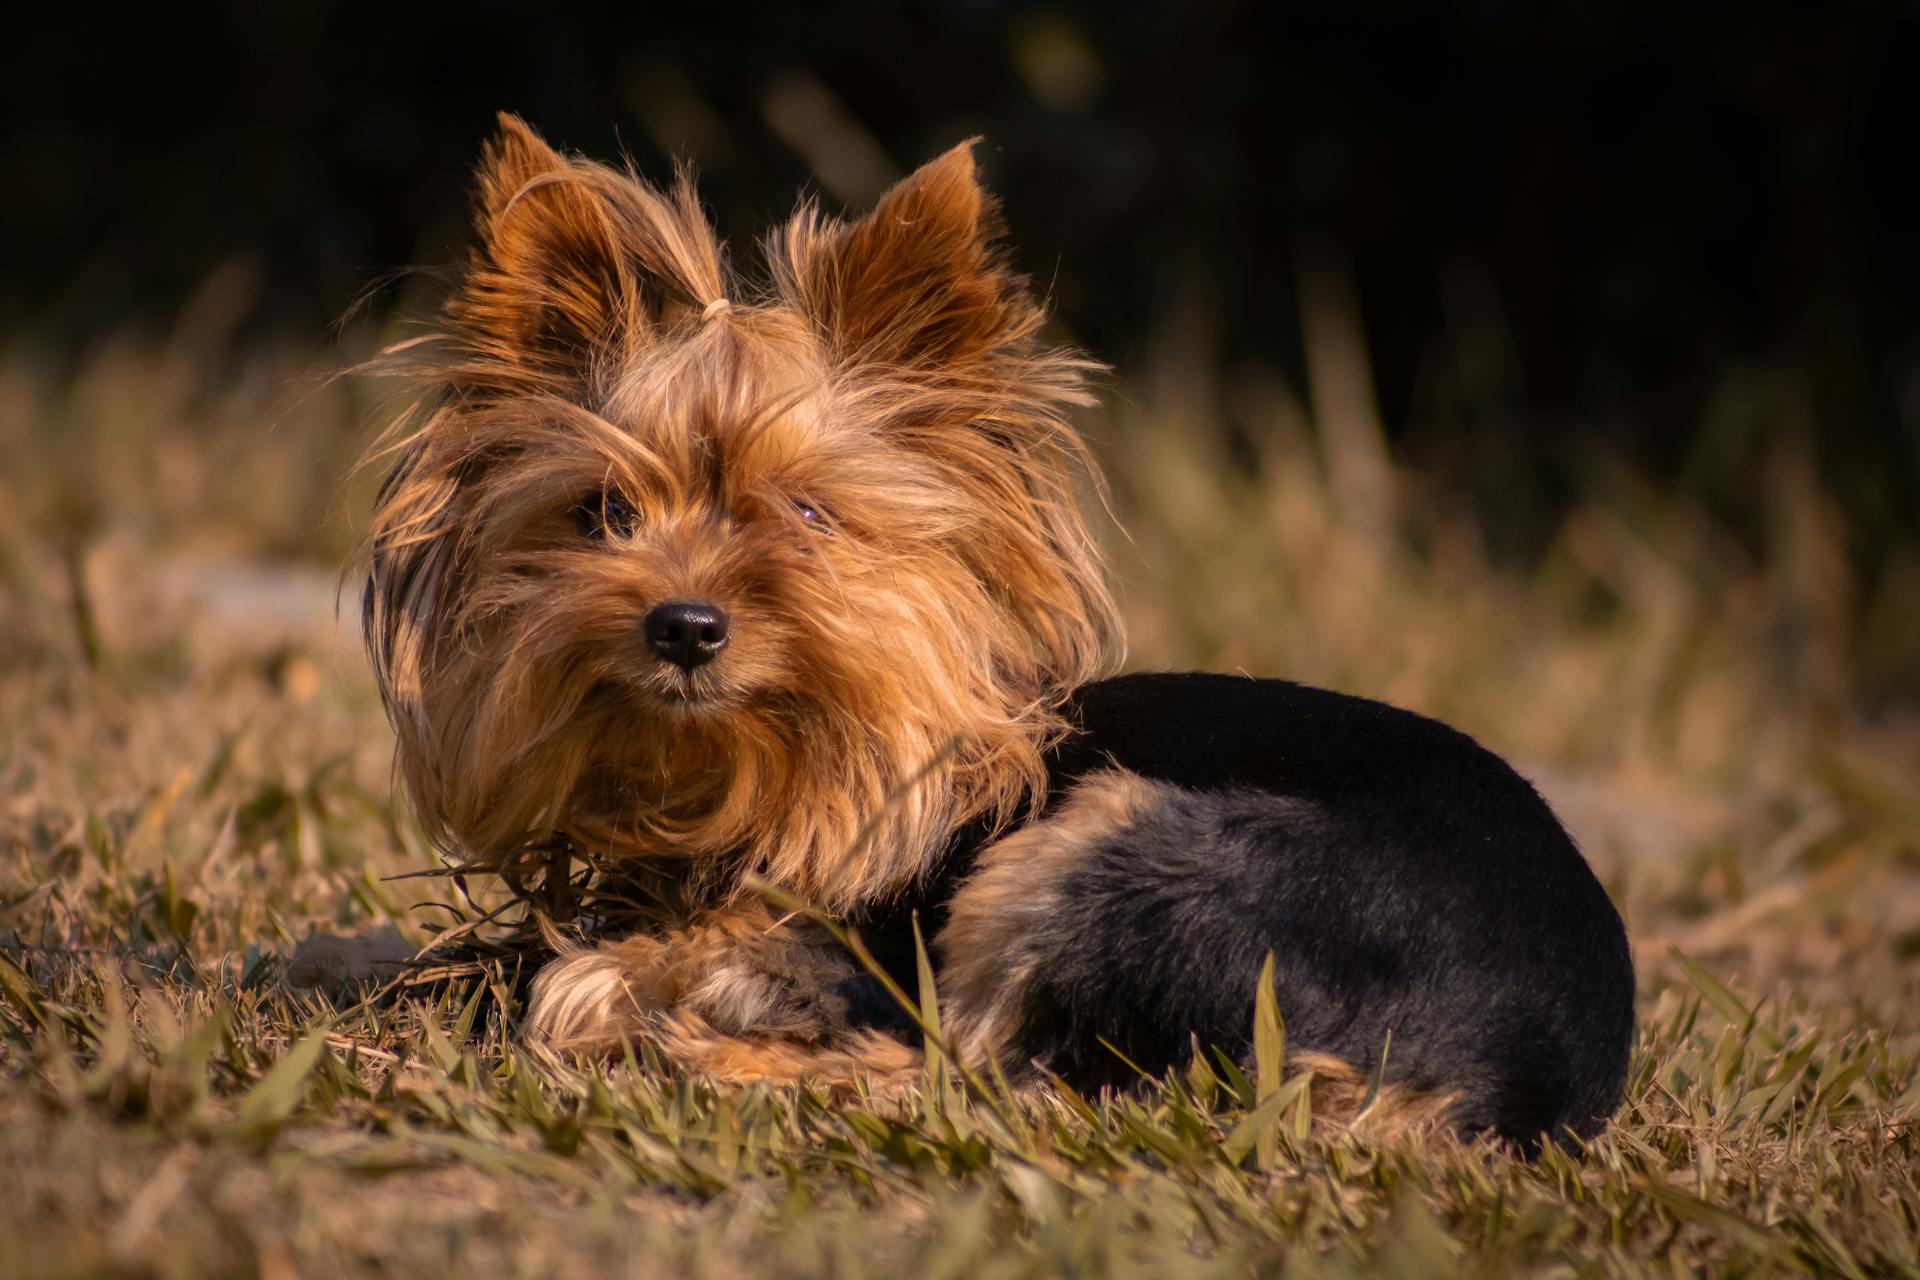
left=358, top=114, right=1634, bottom=1149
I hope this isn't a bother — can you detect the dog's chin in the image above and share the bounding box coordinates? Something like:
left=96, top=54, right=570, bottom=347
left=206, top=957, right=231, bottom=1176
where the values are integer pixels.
left=654, top=686, right=726, bottom=714
left=635, top=673, right=743, bottom=720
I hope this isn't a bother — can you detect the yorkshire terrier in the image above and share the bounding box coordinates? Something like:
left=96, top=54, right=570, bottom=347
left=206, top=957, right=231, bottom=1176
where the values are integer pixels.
left=357, top=114, right=1634, bottom=1149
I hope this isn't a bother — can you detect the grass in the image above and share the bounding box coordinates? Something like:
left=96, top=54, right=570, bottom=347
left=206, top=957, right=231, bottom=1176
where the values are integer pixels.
left=2, top=304, right=1918, bottom=1277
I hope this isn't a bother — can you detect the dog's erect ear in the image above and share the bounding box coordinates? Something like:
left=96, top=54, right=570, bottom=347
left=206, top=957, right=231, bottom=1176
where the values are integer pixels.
left=447, top=113, right=644, bottom=391
left=773, top=141, right=1044, bottom=369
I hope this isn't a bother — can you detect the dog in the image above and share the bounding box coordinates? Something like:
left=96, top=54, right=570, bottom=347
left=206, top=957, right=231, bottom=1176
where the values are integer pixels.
left=356, top=114, right=1634, bottom=1150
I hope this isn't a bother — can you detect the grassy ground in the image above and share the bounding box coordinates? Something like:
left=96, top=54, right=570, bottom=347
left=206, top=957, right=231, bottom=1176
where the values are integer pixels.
left=3, top=311, right=1918, bottom=1277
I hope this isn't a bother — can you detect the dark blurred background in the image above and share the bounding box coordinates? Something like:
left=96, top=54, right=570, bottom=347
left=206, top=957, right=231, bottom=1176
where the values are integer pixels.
left=7, top=1, right=1918, bottom=583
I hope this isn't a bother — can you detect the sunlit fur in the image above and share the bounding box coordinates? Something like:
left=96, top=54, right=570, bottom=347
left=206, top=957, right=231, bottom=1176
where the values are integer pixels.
left=352, top=120, right=1626, bottom=1148
left=357, top=114, right=1119, bottom=914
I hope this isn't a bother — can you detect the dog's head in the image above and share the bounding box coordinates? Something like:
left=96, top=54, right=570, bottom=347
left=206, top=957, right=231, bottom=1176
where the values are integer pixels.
left=358, top=115, right=1117, bottom=907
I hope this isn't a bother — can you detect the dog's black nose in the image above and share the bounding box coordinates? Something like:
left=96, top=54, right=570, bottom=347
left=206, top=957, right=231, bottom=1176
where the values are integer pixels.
left=644, top=601, right=730, bottom=670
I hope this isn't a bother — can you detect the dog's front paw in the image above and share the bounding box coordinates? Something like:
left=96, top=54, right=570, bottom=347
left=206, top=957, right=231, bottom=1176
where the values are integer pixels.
left=524, top=935, right=673, bottom=1057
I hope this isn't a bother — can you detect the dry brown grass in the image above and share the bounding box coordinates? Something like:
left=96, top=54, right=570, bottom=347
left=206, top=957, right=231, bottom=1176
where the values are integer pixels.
left=2, top=302, right=1917, bottom=1276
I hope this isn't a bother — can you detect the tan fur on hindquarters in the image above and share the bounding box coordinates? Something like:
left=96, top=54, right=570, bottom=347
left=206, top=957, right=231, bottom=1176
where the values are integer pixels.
left=938, top=767, right=1170, bottom=1072
left=938, top=768, right=1460, bottom=1140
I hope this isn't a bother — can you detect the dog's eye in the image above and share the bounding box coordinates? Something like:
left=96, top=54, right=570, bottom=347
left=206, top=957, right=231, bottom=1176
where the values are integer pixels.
left=573, top=491, right=640, bottom=540
left=793, top=499, right=832, bottom=533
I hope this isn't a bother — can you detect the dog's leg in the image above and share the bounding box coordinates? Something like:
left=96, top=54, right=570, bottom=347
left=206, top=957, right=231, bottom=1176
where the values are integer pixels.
left=524, top=930, right=677, bottom=1055
left=643, top=1012, right=922, bottom=1090
left=525, top=903, right=921, bottom=1087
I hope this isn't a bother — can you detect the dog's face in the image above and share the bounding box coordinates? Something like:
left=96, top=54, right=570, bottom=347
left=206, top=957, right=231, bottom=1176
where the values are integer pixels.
left=360, top=116, right=1116, bottom=907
